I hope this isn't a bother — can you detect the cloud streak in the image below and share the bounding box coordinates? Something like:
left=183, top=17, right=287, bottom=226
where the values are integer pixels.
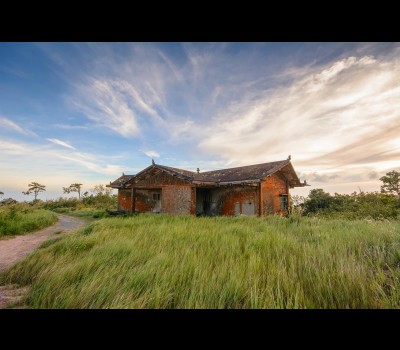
left=46, top=138, right=76, bottom=150
left=0, top=138, right=127, bottom=197
left=0, top=117, right=35, bottom=136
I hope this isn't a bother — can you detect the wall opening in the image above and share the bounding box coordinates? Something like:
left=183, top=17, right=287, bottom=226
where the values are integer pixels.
left=196, top=188, right=213, bottom=216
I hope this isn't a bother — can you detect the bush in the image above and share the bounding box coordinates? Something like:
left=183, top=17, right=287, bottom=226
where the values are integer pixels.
left=302, top=189, right=400, bottom=219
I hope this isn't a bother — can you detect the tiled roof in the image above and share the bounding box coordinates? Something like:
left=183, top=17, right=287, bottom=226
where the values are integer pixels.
left=194, top=160, right=289, bottom=183
left=108, top=175, right=135, bottom=188
left=109, top=158, right=306, bottom=188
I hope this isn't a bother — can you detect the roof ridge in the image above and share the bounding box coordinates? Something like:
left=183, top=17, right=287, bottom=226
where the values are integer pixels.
left=157, top=164, right=196, bottom=174
left=199, top=159, right=288, bottom=174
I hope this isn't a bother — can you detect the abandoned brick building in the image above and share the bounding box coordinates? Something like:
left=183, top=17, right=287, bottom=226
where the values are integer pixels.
left=108, top=157, right=307, bottom=216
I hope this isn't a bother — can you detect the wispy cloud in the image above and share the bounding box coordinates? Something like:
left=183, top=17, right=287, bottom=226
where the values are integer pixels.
left=72, top=79, right=140, bottom=138
left=46, top=138, right=76, bottom=150
left=0, top=117, right=35, bottom=136
left=195, top=54, right=400, bottom=178
left=140, top=149, right=160, bottom=158
left=9, top=42, right=398, bottom=197
left=54, top=123, right=89, bottom=130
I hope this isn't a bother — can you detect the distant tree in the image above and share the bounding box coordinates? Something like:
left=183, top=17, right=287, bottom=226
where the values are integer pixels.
left=22, top=182, right=46, bottom=201
left=63, top=183, right=83, bottom=199
left=0, top=191, right=3, bottom=197
left=90, top=184, right=113, bottom=196
left=380, top=170, right=400, bottom=201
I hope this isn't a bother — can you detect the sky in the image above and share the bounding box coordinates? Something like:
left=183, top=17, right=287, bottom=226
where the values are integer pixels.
left=0, top=42, right=399, bottom=201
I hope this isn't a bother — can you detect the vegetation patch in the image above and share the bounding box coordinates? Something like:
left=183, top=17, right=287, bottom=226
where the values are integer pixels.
left=0, top=203, right=58, bottom=238
left=1, top=214, right=399, bottom=309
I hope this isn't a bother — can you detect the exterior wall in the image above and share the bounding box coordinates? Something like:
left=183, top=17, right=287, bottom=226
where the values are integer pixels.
left=261, top=173, right=288, bottom=216
left=135, top=171, right=189, bottom=186
left=135, top=189, right=161, bottom=213
left=118, top=189, right=131, bottom=211
left=162, top=185, right=195, bottom=215
left=117, top=169, right=290, bottom=216
left=196, top=186, right=259, bottom=216
left=117, top=169, right=195, bottom=214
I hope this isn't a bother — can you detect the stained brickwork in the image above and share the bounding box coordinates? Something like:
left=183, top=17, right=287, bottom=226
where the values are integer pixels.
left=261, top=173, right=288, bottom=216
left=112, top=160, right=303, bottom=216
left=118, top=189, right=131, bottom=211
left=162, top=186, right=194, bottom=215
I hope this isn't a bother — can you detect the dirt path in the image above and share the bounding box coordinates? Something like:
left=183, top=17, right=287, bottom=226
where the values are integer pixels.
left=0, top=214, right=86, bottom=308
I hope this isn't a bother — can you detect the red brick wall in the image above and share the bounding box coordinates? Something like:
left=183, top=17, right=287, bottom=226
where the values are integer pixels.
left=218, top=187, right=259, bottom=216
left=162, top=185, right=194, bottom=215
left=118, top=189, right=131, bottom=211
left=261, top=173, right=288, bottom=216
left=135, top=189, right=160, bottom=213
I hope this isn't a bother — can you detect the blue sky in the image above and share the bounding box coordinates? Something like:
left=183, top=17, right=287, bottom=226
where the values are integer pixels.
left=1, top=42, right=400, bottom=200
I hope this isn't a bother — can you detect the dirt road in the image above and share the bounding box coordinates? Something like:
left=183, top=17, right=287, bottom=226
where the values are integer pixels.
left=0, top=214, right=86, bottom=308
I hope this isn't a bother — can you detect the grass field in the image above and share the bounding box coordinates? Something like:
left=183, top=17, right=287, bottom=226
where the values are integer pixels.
left=1, top=214, right=399, bottom=308
left=0, top=206, right=58, bottom=238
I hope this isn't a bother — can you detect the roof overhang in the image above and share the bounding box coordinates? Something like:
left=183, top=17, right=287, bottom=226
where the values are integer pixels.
left=275, top=162, right=308, bottom=188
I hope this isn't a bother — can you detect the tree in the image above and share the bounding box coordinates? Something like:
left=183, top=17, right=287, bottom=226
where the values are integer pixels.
left=22, top=182, right=46, bottom=201
left=380, top=170, right=400, bottom=200
left=63, top=183, right=83, bottom=199
left=303, top=188, right=334, bottom=215
left=0, top=191, right=3, bottom=197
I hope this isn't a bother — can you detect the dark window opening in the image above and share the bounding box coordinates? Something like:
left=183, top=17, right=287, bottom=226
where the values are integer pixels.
left=153, top=193, right=161, bottom=200
left=279, top=195, right=288, bottom=210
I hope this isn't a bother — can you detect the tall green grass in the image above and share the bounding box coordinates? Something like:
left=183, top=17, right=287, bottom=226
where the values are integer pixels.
left=1, top=215, right=399, bottom=308
left=0, top=205, right=58, bottom=238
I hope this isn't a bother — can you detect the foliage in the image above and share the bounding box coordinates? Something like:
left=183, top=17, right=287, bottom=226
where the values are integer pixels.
left=1, top=215, right=400, bottom=309
left=89, top=184, right=114, bottom=196
left=63, top=183, right=83, bottom=199
left=380, top=170, right=400, bottom=200
left=22, top=182, right=46, bottom=201
left=0, top=191, right=3, bottom=197
left=303, top=189, right=332, bottom=214
left=81, top=184, right=116, bottom=210
left=0, top=203, right=57, bottom=238
left=302, top=188, right=400, bottom=219
left=0, top=198, right=18, bottom=206
left=40, top=184, right=116, bottom=212
left=42, top=197, right=81, bottom=210
left=332, top=192, right=399, bottom=219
